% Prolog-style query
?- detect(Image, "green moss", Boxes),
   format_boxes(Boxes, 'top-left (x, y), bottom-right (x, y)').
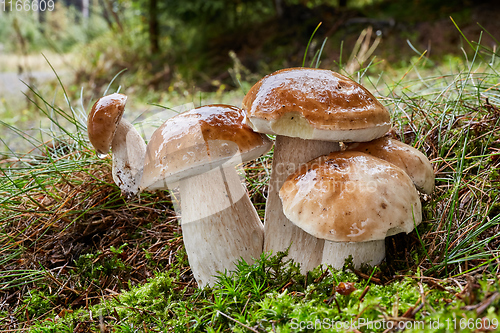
top-left (23, 290), bottom-right (58, 319)
top-left (29, 251), bottom-right (500, 333)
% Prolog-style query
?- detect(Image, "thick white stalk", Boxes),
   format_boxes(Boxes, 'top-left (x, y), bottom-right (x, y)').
top-left (322, 240), bottom-right (386, 269)
top-left (179, 165), bottom-right (264, 288)
top-left (111, 119), bottom-right (146, 198)
top-left (265, 136), bottom-right (339, 273)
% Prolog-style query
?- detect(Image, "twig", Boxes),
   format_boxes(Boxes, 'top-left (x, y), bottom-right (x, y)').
top-left (216, 310), bottom-right (259, 333)
top-left (359, 285), bottom-right (370, 301)
top-left (476, 293), bottom-right (499, 315)
top-left (241, 293), bottom-right (252, 316)
top-left (352, 269), bottom-right (381, 284)
top-left (314, 266), bottom-right (330, 283)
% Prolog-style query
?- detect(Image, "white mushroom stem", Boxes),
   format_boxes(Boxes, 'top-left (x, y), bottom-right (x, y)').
top-left (322, 240), bottom-right (386, 269)
top-left (111, 118), bottom-right (146, 198)
top-left (265, 136), bottom-right (339, 273)
top-left (178, 164), bottom-right (264, 288)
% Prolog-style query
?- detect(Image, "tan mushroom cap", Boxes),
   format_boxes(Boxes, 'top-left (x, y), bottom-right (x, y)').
top-left (347, 136), bottom-right (435, 194)
top-left (140, 104), bottom-right (273, 191)
top-left (87, 93), bottom-right (127, 155)
top-left (279, 151), bottom-right (422, 242)
top-left (242, 67), bottom-right (391, 142)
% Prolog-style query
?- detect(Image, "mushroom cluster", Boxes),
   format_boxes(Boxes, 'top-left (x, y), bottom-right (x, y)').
top-left (87, 67), bottom-right (434, 286)
top-left (242, 67), bottom-right (434, 270)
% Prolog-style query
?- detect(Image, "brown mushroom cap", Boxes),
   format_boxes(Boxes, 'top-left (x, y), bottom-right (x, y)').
top-left (140, 104), bottom-right (273, 191)
top-left (279, 151), bottom-right (422, 242)
top-left (347, 136), bottom-right (435, 194)
top-left (242, 67), bottom-right (391, 142)
top-left (87, 93), bottom-right (127, 155)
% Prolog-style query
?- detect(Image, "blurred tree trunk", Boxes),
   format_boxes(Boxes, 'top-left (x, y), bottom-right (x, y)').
top-left (149, 0), bottom-right (160, 55)
top-left (82, 0), bottom-right (89, 19)
top-left (102, 0), bottom-right (123, 32)
top-left (99, 0), bottom-right (113, 29)
top-left (339, 0), bottom-right (347, 8)
top-left (274, 0), bottom-right (283, 18)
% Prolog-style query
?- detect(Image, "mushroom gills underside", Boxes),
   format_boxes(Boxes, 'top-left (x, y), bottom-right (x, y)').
top-left (246, 114), bottom-right (390, 142)
top-left (141, 139), bottom-right (272, 192)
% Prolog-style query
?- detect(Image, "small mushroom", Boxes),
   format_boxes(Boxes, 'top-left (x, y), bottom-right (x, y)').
top-left (242, 67), bottom-right (391, 272)
top-left (87, 93), bottom-right (146, 198)
top-left (347, 136), bottom-right (435, 194)
top-left (279, 151), bottom-right (422, 269)
top-left (140, 104), bottom-right (272, 287)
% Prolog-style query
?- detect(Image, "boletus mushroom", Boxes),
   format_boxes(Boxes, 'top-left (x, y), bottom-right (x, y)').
top-left (347, 136), bottom-right (435, 194)
top-left (242, 67), bottom-right (391, 272)
top-left (140, 104), bottom-right (272, 287)
top-left (279, 151), bottom-right (422, 269)
top-left (87, 93), bottom-right (146, 198)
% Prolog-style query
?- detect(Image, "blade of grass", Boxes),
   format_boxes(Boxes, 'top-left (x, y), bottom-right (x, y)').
top-left (302, 22), bottom-right (322, 67)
